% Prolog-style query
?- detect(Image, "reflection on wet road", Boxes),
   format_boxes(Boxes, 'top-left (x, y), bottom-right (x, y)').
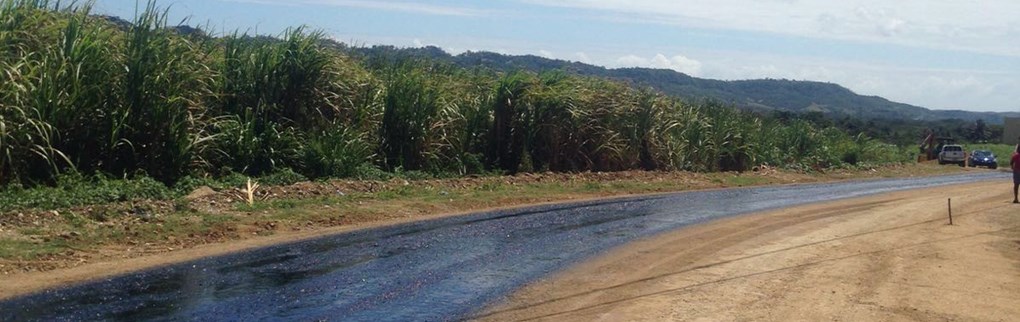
top-left (0, 172), bottom-right (1006, 321)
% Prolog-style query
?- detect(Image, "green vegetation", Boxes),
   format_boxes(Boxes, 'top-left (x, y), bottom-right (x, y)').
top-left (1, 1), bottom-right (915, 211)
top-left (782, 111), bottom-right (1006, 147)
top-left (0, 173), bottom-right (172, 212)
top-left (354, 46), bottom-right (1019, 129)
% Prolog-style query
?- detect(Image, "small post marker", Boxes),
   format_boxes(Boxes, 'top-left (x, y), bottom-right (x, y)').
top-left (948, 198), bottom-right (953, 225)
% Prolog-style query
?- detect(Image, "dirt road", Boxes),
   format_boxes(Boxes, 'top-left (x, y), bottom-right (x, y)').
top-left (2, 173), bottom-right (1012, 320)
top-left (476, 181), bottom-right (1020, 321)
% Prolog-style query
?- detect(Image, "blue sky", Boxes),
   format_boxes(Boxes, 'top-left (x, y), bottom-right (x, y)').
top-left (94, 0), bottom-right (1020, 112)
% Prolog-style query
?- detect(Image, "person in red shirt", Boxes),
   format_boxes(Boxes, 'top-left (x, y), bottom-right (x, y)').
top-left (1012, 145), bottom-right (1020, 203)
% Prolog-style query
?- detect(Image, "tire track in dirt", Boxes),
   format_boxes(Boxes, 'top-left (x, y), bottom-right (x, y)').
top-left (484, 226), bottom-right (1019, 321)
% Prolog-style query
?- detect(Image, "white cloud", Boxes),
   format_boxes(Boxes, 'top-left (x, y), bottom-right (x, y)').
top-left (575, 52), bottom-right (592, 63)
top-left (616, 53), bottom-right (703, 76)
top-left (228, 0), bottom-right (488, 16)
top-left (616, 54), bottom-right (647, 66)
top-left (539, 49), bottom-right (554, 59)
top-left (657, 54), bottom-right (703, 76)
top-left (522, 0), bottom-right (1020, 57)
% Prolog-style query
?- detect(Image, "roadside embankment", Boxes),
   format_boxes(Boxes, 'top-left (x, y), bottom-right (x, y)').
top-left (0, 164), bottom-right (974, 299)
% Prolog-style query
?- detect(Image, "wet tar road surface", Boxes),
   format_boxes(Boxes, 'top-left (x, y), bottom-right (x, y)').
top-left (0, 172), bottom-right (1007, 321)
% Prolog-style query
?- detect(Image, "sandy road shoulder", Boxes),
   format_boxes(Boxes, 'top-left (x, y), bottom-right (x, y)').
top-left (476, 181), bottom-right (1020, 321)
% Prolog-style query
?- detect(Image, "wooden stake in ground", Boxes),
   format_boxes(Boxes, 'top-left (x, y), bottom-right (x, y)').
top-left (948, 198), bottom-right (953, 225)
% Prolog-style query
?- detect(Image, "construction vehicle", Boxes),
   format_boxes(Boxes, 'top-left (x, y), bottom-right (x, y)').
top-left (918, 129), bottom-right (958, 162)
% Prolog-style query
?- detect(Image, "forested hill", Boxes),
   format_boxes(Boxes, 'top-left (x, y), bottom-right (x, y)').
top-left (351, 46), bottom-right (1017, 125)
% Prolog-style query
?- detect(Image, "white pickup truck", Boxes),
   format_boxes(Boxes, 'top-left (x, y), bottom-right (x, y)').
top-left (938, 145), bottom-right (966, 166)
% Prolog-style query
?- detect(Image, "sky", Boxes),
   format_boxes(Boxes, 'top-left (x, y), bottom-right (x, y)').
top-left (93, 0), bottom-right (1020, 112)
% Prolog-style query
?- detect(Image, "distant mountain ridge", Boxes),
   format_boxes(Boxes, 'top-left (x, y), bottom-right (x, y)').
top-left (352, 46), bottom-right (1018, 125)
top-left (93, 14), bottom-right (1014, 124)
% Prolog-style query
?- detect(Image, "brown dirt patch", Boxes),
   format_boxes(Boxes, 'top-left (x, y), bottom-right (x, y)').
top-left (475, 181), bottom-right (1020, 321)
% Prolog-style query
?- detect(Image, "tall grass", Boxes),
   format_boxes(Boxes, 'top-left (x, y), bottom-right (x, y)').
top-left (115, 0), bottom-right (213, 182)
top-left (1, 1), bottom-right (101, 184)
top-left (525, 71), bottom-right (576, 172)
top-left (0, 0), bottom-right (911, 191)
top-left (302, 125), bottom-right (374, 178)
top-left (379, 63), bottom-right (445, 171)
top-left (488, 71), bottom-right (531, 173)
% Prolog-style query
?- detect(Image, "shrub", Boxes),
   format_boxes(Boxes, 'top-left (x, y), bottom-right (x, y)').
top-left (0, 173), bottom-right (173, 212)
top-left (301, 126), bottom-right (375, 178)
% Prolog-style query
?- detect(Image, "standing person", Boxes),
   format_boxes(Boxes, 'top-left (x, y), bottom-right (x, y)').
top-left (1012, 144), bottom-right (1020, 203)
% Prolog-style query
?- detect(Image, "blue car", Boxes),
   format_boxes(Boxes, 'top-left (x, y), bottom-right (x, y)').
top-left (968, 150), bottom-right (998, 169)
